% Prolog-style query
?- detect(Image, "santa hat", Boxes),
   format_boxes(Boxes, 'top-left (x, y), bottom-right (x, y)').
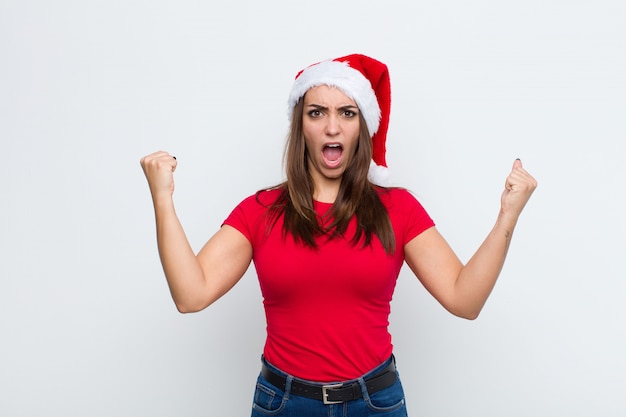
top-left (287, 54), bottom-right (392, 186)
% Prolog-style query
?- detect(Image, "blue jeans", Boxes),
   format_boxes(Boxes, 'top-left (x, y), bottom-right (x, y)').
top-left (250, 355), bottom-right (408, 417)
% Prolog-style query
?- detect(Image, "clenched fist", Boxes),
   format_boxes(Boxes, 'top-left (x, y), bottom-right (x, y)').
top-left (501, 159), bottom-right (537, 218)
top-left (140, 151), bottom-right (178, 199)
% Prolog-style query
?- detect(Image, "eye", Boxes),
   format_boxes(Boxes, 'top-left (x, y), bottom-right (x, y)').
top-left (342, 110), bottom-right (357, 118)
top-left (307, 109), bottom-right (323, 118)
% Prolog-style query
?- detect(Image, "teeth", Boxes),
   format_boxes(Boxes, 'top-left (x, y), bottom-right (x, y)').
top-left (326, 144), bottom-right (341, 148)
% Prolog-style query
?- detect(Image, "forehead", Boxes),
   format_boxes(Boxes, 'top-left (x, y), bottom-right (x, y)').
top-left (303, 85), bottom-right (357, 106)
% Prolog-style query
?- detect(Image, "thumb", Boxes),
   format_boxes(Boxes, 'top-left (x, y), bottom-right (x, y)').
top-left (512, 158), bottom-right (522, 170)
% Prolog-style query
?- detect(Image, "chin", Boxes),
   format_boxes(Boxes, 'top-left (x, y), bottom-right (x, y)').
top-left (322, 169), bottom-right (346, 180)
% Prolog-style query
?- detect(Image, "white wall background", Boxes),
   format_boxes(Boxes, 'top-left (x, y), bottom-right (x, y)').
top-left (1, 1), bottom-right (624, 416)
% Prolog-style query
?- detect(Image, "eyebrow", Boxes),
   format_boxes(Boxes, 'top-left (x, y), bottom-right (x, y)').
top-left (305, 104), bottom-right (359, 111)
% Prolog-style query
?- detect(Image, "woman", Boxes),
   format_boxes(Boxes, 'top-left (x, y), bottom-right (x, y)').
top-left (140, 54), bottom-right (537, 416)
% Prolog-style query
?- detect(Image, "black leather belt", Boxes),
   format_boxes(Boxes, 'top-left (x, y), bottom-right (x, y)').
top-left (261, 357), bottom-right (397, 405)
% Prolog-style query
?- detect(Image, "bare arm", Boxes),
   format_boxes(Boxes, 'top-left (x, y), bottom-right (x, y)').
top-left (405, 159), bottom-right (537, 319)
top-left (141, 151), bottom-right (252, 313)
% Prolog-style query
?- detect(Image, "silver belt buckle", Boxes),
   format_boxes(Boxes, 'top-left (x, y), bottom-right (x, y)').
top-left (322, 383), bottom-right (344, 405)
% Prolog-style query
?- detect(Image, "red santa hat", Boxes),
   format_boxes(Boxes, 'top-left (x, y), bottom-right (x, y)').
top-left (287, 54), bottom-right (392, 186)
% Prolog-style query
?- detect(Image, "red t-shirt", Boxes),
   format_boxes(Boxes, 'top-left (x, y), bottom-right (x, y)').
top-left (223, 187), bottom-right (434, 381)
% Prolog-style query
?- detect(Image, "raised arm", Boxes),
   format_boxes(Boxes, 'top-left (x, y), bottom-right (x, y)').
top-left (140, 151), bottom-right (252, 313)
top-left (404, 159), bottom-right (537, 319)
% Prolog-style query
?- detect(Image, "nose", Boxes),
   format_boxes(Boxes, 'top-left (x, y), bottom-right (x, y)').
top-left (325, 114), bottom-right (340, 136)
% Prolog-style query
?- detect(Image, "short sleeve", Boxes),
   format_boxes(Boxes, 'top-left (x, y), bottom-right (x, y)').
top-left (222, 195), bottom-right (258, 243)
top-left (222, 189), bottom-right (281, 247)
top-left (381, 188), bottom-right (435, 246)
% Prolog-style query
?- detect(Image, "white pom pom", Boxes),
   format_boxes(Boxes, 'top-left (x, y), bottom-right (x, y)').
top-left (368, 160), bottom-right (393, 187)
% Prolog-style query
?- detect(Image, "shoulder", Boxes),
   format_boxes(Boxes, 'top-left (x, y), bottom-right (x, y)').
top-left (375, 187), bottom-right (435, 237)
top-left (236, 187), bottom-right (284, 210)
top-left (375, 186), bottom-right (421, 208)
top-left (223, 187), bottom-right (285, 240)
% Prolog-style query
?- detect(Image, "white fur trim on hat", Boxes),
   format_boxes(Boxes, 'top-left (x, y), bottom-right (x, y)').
top-left (368, 160), bottom-right (393, 187)
top-left (287, 60), bottom-right (381, 137)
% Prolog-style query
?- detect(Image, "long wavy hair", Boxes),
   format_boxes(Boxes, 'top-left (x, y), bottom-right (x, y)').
top-left (263, 97), bottom-right (396, 255)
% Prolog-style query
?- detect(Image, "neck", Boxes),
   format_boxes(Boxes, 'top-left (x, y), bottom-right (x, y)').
top-left (312, 176), bottom-right (341, 203)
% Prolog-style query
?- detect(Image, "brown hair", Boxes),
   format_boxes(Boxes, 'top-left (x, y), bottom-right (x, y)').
top-left (264, 97), bottom-right (396, 254)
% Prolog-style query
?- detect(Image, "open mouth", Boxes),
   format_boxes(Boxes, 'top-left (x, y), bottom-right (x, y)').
top-left (323, 144), bottom-right (343, 164)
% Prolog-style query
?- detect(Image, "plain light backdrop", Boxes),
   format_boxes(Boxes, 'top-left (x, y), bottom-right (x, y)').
top-left (1, 1), bottom-right (624, 416)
